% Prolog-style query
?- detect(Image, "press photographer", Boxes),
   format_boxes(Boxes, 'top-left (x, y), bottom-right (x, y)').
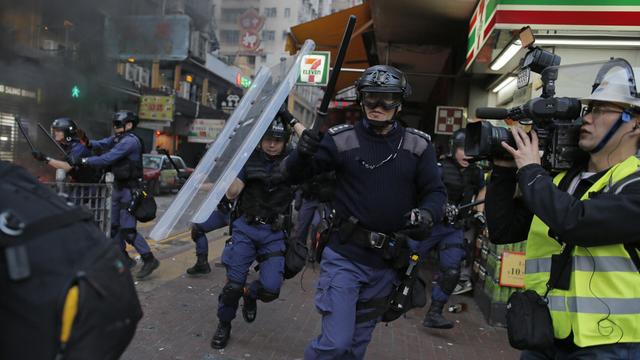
top-left (484, 55), bottom-right (640, 359)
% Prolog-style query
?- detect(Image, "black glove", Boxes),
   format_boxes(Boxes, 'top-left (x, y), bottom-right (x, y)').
top-left (297, 129), bottom-right (321, 158)
top-left (397, 208), bottom-right (434, 240)
top-left (444, 203), bottom-right (459, 224)
top-left (217, 195), bottom-right (233, 214)
top-left (473, 211), bottom-right (486, 229)
top-left (32, 151), bottom-right (49, 162)
top-left (278, 105), bottom-right (296, 126)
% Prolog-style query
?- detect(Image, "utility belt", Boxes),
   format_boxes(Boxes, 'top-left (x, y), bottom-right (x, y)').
top-left (244, 213), bottom-right (289, 232)
top-left (333, 216), bottom-right (410, 269)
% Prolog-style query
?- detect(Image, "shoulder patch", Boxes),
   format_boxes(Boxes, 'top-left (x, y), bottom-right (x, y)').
top-left (328, 124), bottom-right (354, 136)
top-left (405, 128), bottom-right (431, 142)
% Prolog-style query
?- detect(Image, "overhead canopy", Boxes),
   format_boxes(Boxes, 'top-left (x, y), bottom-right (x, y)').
top-left (286, 3), bottom-right (374, 93)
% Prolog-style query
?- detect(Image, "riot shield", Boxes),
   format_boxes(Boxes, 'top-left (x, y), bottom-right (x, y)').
top-left (150, 40), bottom-right (315, 240)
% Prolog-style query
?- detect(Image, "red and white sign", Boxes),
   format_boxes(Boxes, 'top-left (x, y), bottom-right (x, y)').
top-left (435, 106), bottom-right (466, 135)
top-left (238, 8), bottom-right (265, 32)
top-left (241, 30), bottom-right (261, 51)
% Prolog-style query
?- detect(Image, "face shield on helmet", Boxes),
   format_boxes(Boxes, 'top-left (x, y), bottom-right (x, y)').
top-left (50, 118), bottom-right (77, 142)
top-left (112, 110), bottom-right (139, 130)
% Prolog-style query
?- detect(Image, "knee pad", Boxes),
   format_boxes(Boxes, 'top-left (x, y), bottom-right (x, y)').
top-left (191, 224), bottom-right (205, 242)
top-left (439, 267), bottom-right (461, 295)
top-left (220, 282), bottom-right (244, 306)
top-left (256, 287), bottom-right (280, 303)
top-left (120, 228), bottom-right (137, 245)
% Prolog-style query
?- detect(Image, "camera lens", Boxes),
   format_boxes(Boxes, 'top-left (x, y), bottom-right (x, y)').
top-left (465, 121), bottom-right (515, 159)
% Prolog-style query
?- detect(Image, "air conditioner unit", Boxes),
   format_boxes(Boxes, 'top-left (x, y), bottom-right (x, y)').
top-left (190, 31), bottom-right (207, 62)
top-left (137, 68), bottom-right (150, 87)
top-left (124, 63), bottom-right (139, 82)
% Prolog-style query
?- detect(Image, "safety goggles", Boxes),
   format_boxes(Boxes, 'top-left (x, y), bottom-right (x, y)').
top-left (361, 92), bottom-right (402, 110)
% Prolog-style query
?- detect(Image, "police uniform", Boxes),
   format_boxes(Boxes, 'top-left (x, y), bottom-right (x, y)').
top-left (189, 209), bottom-right (230, 271)
top-left (411, 156), bottom-right (485, 328)
top-left (85, 118), bottom-right (159, 279)
top-left (285, 121), bottom-right (446, 359)
top-left (61, 139), bottom-right (96, 183)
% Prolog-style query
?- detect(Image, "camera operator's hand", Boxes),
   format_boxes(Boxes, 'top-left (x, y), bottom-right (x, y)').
top-left (501, 127), bottom-right (541, 169)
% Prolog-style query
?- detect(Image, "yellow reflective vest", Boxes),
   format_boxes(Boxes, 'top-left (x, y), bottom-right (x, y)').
top-left (525, 155), bottom-right (640, 347)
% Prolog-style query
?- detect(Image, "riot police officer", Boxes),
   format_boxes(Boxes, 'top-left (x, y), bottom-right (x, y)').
top-left (283, 65), bottom-right (447, 359)
top-left (31, 118), bottom-right (97, 182)
top-left (210, 117), bottom-right (295, 349)
top-left (412, 128), bottom-right (486, 329)
top-left (70, 111), bottom-right (159, 279)
top-left (186, 199), bottom-right (232, 275)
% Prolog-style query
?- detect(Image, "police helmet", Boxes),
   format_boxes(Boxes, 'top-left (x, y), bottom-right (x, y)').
top-left (355, 65), bottom-right (411, 108)
top-left (51, 117), bottom-right (78, 142)
top-left (449, 129), bottom-right (466, 156)
top-left (112, 110), bottom-right (139, 129)
top-left (264, 117), bottom-right (291, 143)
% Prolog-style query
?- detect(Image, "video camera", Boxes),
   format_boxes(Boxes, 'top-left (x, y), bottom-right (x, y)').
top-left (465, 28), bottom-right (584, 171)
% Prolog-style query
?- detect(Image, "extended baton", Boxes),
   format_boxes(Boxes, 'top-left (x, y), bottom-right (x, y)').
top-left (311, 15), bottom-right (357, 132)
top-left (37, 123), bottom-right (67, 156)
top-left (14, 116), bottom-right (37, 153)
top-left (457, 199), bottom-right (486, 211)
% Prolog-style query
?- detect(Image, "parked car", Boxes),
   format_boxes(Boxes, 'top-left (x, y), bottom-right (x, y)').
top-left (143, 154), bottom-right (179, 195)
top-left (169, 155), bottom-right (194, 186)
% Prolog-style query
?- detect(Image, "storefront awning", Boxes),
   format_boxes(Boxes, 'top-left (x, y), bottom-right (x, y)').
top-left (286, 3), bottom-right (374, 93)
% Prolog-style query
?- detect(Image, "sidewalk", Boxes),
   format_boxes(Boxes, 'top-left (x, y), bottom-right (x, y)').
top-left (122, 236), bottom-right (520, 360)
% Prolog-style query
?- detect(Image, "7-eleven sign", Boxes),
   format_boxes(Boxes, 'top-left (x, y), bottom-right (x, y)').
top-left (296, 51), bottom-right (330, 87)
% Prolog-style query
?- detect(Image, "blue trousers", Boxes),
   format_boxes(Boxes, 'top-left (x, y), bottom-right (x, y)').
top-left (192, 210), bottom-right (230, 255)
top-left (409, 223), bottom-right (465, 303)
top-left (111, 187), bottom-right (151, 255)
top-left (291, 199), bottom-right (321, 246)
top-left (217, 216), bottom-right (285, 322)
top-left (521, 342), bottom-right (640, 360)
top-left (304, 247), bottom-right (397, 360)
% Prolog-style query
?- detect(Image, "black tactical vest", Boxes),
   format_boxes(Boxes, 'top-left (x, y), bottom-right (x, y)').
top-left (238, 151), bottom-right (293, 218)
top-left (111, 133), bottom-right (144, 183)
top-left (440, 157), bottom-right (482, 206)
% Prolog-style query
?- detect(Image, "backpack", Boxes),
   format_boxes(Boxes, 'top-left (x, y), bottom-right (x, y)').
top-left (0, 161), bottom-right (142, 360)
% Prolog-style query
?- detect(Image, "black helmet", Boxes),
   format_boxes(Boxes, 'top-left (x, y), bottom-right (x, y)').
top-left (113, 110), bottom-right (139, 129)
top-left (450, 129), bottom-right (466, 156)
top-left (355, 65), bottom-right (411, 99)
top-left (51, 117), bottom-right (78, 142)
top-left (264, 117), bottom-right (291, 143)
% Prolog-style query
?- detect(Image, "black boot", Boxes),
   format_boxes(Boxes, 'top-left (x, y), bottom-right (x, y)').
top-left (123, 251), bottom-right (136, 269)
top-left (136, 253), bottom-right (160, 279)
top-left (210, 321), bottom-right (231, 349)
top-left (187, 254), bottom-right (211, 275)
top-left (242, 290), bottom-right (257, 323)
top-left (422, 300), bottom-right (454, 329)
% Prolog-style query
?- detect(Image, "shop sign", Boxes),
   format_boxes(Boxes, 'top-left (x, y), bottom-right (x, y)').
top-left (499, 251), bottom-right (526, 288)
top-left (139, 95), bottom-right (175, 121)
top-left (434, 106), bottom-right (466, 135)
top-left (220, 94), bottom-right (241, 114)
top-left (238, 8), bottom-right (265, 53)
top-left (0, 84), bottom-right (37, 100)
top-left (188, 119), bottom-right (225, 143)
top-left (296, 51), bottom-right (331, 87)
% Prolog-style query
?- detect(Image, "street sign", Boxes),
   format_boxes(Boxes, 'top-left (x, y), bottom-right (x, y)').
top-left (296, 51), bottom-right (331, 87)
top-left (435, 106), bottom-right (466, 135)
top-left (240, 30), bottom-right (261, 52)
top-left (139, 95), bottom-right (175, 121)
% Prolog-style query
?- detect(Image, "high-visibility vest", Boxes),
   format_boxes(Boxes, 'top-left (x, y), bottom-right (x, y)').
top-left (525, 155), bottom-right (640, 347)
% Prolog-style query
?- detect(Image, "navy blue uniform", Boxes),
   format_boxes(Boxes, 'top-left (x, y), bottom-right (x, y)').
top-left (61, 139), bottom-right (96, 183)
top-left (217, 149), bottom-right (293, 323)
top-left (192, 210), bottom-right (231, 256)
top-left (284, 121), bottom-right (446, 359)
top-left (87, 133), bottom-right (151, 257)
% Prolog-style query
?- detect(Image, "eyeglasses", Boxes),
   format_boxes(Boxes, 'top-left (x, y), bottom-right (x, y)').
top-left (581, 105), bottom-right (624, 118)
top-left (362, 92), bottom-right (402, 110)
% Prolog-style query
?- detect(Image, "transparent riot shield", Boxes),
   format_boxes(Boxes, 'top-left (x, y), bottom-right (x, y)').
top-left (150, 40), bottom-right (315, 240)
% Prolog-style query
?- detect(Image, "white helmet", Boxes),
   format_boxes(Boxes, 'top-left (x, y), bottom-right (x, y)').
top-left (581, 59), bottom-right (640, 110)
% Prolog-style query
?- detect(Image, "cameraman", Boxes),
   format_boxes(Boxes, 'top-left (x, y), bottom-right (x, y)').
top-left (486, 66), bottom-right (640, 359)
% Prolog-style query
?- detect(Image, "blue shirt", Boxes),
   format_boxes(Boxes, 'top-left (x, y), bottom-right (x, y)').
top-left (86, 133), bottom-right (141, 168)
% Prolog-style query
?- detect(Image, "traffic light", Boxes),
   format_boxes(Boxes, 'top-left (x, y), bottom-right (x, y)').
top-left (71, 85), bottom-right (80, 99)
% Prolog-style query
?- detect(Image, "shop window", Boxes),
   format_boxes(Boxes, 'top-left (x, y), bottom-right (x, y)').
top-left (0, 113), bottom-right (17, 162)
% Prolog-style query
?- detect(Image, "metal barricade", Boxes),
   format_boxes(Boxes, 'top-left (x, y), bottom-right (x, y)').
top-left (44, 170), bottom-right (114, 238)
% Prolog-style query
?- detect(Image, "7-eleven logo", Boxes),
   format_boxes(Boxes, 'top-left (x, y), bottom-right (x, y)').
top-left (300, 54), bottom-right (326, 84)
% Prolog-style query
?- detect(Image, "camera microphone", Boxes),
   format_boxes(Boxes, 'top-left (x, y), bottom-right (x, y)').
top-left (476, 107), bottom-right (510, 120)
